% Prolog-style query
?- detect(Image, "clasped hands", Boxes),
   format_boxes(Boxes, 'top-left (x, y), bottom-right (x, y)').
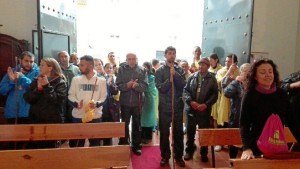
top-left (190, 101), bottom-right (207, 112)
top-left (127, 79), bottom-right (139, 89)
top-left (167, 63), bottom-right (175, 81)
top-left (37, 75), bottom-right (49, 90)
top-left (76, 100), bottom-right (96, 110)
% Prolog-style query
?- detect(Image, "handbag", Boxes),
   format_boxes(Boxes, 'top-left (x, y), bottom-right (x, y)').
top-left (257, 114), bottom-right (289, 154)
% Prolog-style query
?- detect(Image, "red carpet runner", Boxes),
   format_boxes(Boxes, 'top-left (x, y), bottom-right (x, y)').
top-left (131, 145), bottom-right (171, 169)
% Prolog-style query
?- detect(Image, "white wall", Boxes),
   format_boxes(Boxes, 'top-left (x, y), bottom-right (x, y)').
top-left (0, 0), bottom-right (37, 50)
top-left (252, 0), bottom-right (300, 78)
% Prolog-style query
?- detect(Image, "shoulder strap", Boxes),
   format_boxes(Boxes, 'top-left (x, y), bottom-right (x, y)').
top-left (91, 77), bottom-right (98, 100)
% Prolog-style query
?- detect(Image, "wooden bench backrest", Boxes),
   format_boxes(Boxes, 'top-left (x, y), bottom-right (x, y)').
top-left (0, 146), bottom-right (129, 169)
top-left (0, 122), bottom-right (130, 169)
top-left (230, 158), bottom-right (300, 169)
top-left (203, 168), bottom-right (231, 169)
top-left (0, 122), bottom-right (125, 141)
top-left (198, 127), bottom-right (296, 146)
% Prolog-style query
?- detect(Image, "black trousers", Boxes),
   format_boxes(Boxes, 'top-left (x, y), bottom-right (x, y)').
top-left (141, 127), bottom-right (153, 140)
top-left (185, 112), bottom-right (210, 157)
top-left (27, 140), bottom-right (58, 149)
top-left (159, 111), bottom-right (183, 159)
top-left (119, 105), bottom-right (142, 148)
top-left (102, 108), bottom-right (114, 146)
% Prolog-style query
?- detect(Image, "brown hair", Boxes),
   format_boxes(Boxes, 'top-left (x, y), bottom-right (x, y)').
top-left (245, 58), bottom-right (280, 93)
top-left (41, 58), bottom-right (66, 80)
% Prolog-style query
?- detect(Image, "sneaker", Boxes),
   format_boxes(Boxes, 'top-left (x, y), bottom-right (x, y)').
top-left (160, 158), bottom-right (169, 167)
top-left (214, 145), bottom-right (222, 152)
top-left (175, 158), bottom-right (186, 167)
top-left (183, 153), bottom-right (193, 161)
top-left (201, 156), bottom-right (209, 162)
top-left (132, 148), bottom-right (142, 156)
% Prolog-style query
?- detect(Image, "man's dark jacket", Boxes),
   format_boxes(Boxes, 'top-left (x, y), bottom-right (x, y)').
top-left (183, 71), bottom-right (218, 117)
top-left (281, 70), bottom-right (300, 122)
top-left (155, 63), bottom-right (186, 113)
top-left (116, 63), bottom-right (148, 107)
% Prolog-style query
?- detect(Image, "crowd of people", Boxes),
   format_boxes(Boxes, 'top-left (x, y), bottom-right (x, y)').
top-left (1, 46), bottom-right (300, 167)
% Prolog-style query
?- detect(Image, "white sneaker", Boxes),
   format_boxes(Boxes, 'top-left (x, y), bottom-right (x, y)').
top-left (214, 145), bottom-right (222, 152)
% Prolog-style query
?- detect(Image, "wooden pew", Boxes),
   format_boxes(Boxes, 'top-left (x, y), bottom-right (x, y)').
top-left (229, 152), bottom-right (300, 169)
top-left (0, 122), bottom-right (130, 169)
top-left (203, 168), bottom-right (231, 169)
top-left (230, 157), bottom-right (300, 169)
top-left (197, 127), bottom-right (297, 168)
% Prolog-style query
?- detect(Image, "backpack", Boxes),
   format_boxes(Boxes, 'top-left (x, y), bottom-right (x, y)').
top-left (257, 114), bottom-right (289, 154)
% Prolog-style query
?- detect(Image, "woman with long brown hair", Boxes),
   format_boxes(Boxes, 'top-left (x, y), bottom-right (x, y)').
top-left (24, 58), bottom-right (67, 148)
top-left (240, 59), bottom-right (300, 160)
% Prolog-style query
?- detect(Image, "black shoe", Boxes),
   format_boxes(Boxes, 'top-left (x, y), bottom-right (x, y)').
top-left (118, 139), bottom-right (129, 145)
top-left (183, 153), bottom-right (193, 161)
top-left (160, 158), bottom-right (169, 167)
top-left (142, 138), bottom-right (151, 144)
top-left (201, 156), bottom-right (208, 162)
top-left (176, 158), bottom-right (186, 167)
top-left (132, 148), bottom-right (142, 156)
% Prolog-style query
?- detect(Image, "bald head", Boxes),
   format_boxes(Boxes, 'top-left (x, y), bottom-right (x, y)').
top-left (126, 53), bottom-right (137, 68)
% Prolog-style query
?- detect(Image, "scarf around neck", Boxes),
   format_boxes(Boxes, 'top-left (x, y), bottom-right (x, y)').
top-left (255, 83), bottom-right (277, 94)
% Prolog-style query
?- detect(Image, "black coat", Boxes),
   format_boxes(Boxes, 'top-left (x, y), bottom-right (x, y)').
top-left (155, 63), bottom-right (186, 113)
top-left (116, 63), bottom-right (148, 107)
top-left (224, 79), bottom-right (243, 127)
top-left (24, 77), bottom-right (67, 124)
top-left (183, 71), bottom-right (218, 116)
top-left (281, 70), bottom-right (300, 122)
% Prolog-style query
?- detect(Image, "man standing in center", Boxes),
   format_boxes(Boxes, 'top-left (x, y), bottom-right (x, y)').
top-left (68, 55), bottom-right (107, 147)
top-left (155, 46), bottom-right (186, 167)
top-left (116, 53), bottom-right (148, 155)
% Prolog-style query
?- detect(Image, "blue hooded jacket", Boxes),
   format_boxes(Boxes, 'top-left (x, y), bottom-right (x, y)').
top-left (0, 63), bottom-right (40, 118)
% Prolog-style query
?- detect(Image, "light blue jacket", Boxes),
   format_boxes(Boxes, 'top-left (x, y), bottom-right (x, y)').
top-left (0, 64), bottom-right (40, 118)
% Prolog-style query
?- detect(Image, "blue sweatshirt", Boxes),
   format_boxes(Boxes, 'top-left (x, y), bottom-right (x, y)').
top-left (0, 64), bottom-right (40, 118)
